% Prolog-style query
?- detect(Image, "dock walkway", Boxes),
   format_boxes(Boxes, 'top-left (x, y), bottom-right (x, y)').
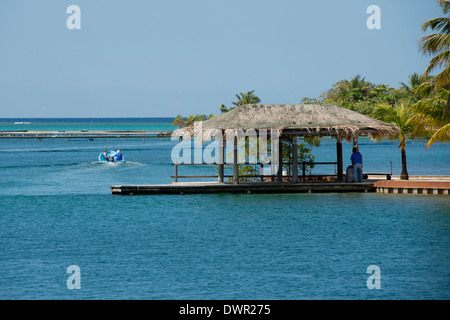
top-left (111, 181), bottom-right (376, 195)
top-left (111, 176), bottom-right (450, 196)
top-left (0, 130), bottom-right (173, 140)
top-left (374, 175), bottom-right (450, 195)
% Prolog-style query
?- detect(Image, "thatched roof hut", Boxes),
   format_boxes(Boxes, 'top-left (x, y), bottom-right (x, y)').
top-left (197, 104), bottom-right (399, 141)
top-left (180, 104), bottom-right (399, 184)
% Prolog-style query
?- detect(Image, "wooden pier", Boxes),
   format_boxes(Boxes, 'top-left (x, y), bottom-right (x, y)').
top-left (0, 130), bottom-right (173, 140)
top-left (111, 181), bottom-right (377, 195)
top-left (111, 176), bottom-right (450, 196)
top-left (374, 176), bottom-right (450, 195)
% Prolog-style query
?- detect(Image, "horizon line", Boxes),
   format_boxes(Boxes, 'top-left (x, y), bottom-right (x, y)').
top-left (0, 116), bottom-right (176, 119)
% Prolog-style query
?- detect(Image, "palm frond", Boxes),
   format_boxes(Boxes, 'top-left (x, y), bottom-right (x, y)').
top-left (415, 81), bottom-right (434, 98)
top-left (419, 33), bottom-right (450, 56)
top-left (419, 1), bottom-right (450, 97)
top-left (421, 17), bottom-right (450, 33)
top-left (374, 102), bottom-right (427, 143)
top-left (426, 122), bottom-right (450, 147)
top-left (432, 63), bottom-right (450, 89)
top-left (423, 51), bottom-right (450, 81)
top-left (414, 97), bottom-right (448, 123)
top-left (438, 0), bottom-right (450, 14)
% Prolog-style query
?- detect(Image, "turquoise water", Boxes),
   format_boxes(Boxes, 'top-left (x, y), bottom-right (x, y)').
top-left (0, 119), bottom-right (449, 299)
top-left (0, 118), bottom-right (174, 132)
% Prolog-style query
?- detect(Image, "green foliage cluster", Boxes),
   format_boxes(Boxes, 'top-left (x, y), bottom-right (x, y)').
top-left (309, 74), bottom-right (424, 116)
top-left (172, 114), bottom-right (214, 128)
top-left (220, 90), bottom-right (261, 113)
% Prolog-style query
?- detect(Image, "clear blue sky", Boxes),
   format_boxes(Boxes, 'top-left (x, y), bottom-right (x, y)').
top-left (0, 0), bottom-right (443, 117)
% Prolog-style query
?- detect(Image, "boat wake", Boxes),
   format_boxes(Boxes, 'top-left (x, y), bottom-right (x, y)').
top-left (96, 160), bottom-right (146, 167)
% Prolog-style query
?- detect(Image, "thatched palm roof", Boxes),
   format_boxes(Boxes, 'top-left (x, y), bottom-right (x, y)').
top-left (192, 104), bottom-right (399, 142)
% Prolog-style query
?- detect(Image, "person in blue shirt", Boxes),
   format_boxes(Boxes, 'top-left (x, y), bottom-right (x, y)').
top-left (350, 147), bottom-right (363, 182)
top-left (114, 150), bottom-right (123, 161)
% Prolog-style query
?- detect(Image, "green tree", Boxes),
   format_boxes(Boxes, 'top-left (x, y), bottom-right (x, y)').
top-left (323, 75), bottom-right (401, 115)
top-left (232, 90), bottom-right (261, 107)
top-left (171, 115), bottom-right (186, 128)
top-left (325, 75), bottom-right (373, 104)
top-left (374, 102), bottom-right (426, 180)
top-left (171, 114), bottom-right (214, 128)
top-left (220, 90), bottom-right (261, 114)
top-left (281, 137), bottom-right (321, 177)
top-left (399, 73), bottom-right (434, 100)
top-left (419, 0), bottom-right (450, 115)
top-left (300, 97), bottom-right (324, 104)
top-left (322, 74), bottom-right (430, 115)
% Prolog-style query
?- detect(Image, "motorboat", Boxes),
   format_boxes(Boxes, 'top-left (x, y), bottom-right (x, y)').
top-left (99, 150), bottom-right (124, 162)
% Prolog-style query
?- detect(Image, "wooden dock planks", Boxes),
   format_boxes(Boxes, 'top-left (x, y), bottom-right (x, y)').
top-left (111, 177), bottom-right (450, 196)
top-left (374, 179), bottom-right (450, 195)
top-left (111, 181), bottom-right (377, 195)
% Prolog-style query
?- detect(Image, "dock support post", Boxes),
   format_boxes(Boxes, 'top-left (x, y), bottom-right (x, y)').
top-left (302, 162), bottom-right (306, 181)
top-left (337, 138), bottom-right (343, 182)
top-left (353, 136), bottom-right (358, 149)
top-left (233, 137), bottom-right (239, 184)
top-left (218, 135), bottom-right (224, 183)
top-left (277, 138), bottom-right (283, 183)
top-left (174, 163), bottom-right (178, 182)
top-left (292, 137), bottom-right (298, 183)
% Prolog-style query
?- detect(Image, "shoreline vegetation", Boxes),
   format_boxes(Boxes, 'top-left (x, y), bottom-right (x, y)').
top-left (172, 0), bottom-right (450, 181)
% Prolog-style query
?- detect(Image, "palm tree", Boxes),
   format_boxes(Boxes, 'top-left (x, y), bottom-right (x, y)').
top-left (414, 81), bottom-right (450, 147)
top-left (418, 0), bottom-right (450, 115)
top-left (325, 75), bottom-right (373, 103)
top-left (374, 103), bottom-right (426, 180)
top-left (399, 73), bottom-right (434, 100)
top-left (220, 91), bottom-right (261, 114)
top-left (232, 90), bottom-right (261, 107)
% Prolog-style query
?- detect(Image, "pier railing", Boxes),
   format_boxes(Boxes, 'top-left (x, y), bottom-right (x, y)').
top-left (171, 162), bottom-right (339, 183)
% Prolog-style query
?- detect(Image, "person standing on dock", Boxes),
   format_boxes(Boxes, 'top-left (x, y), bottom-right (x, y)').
top-left (351, 147), bottom-right (363, 182)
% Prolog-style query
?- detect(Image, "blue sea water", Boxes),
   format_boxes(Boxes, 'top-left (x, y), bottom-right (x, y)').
top-left (0, 118), bottom-right (449, 300)
top-left (0, 117), bottom-right (174, 132)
